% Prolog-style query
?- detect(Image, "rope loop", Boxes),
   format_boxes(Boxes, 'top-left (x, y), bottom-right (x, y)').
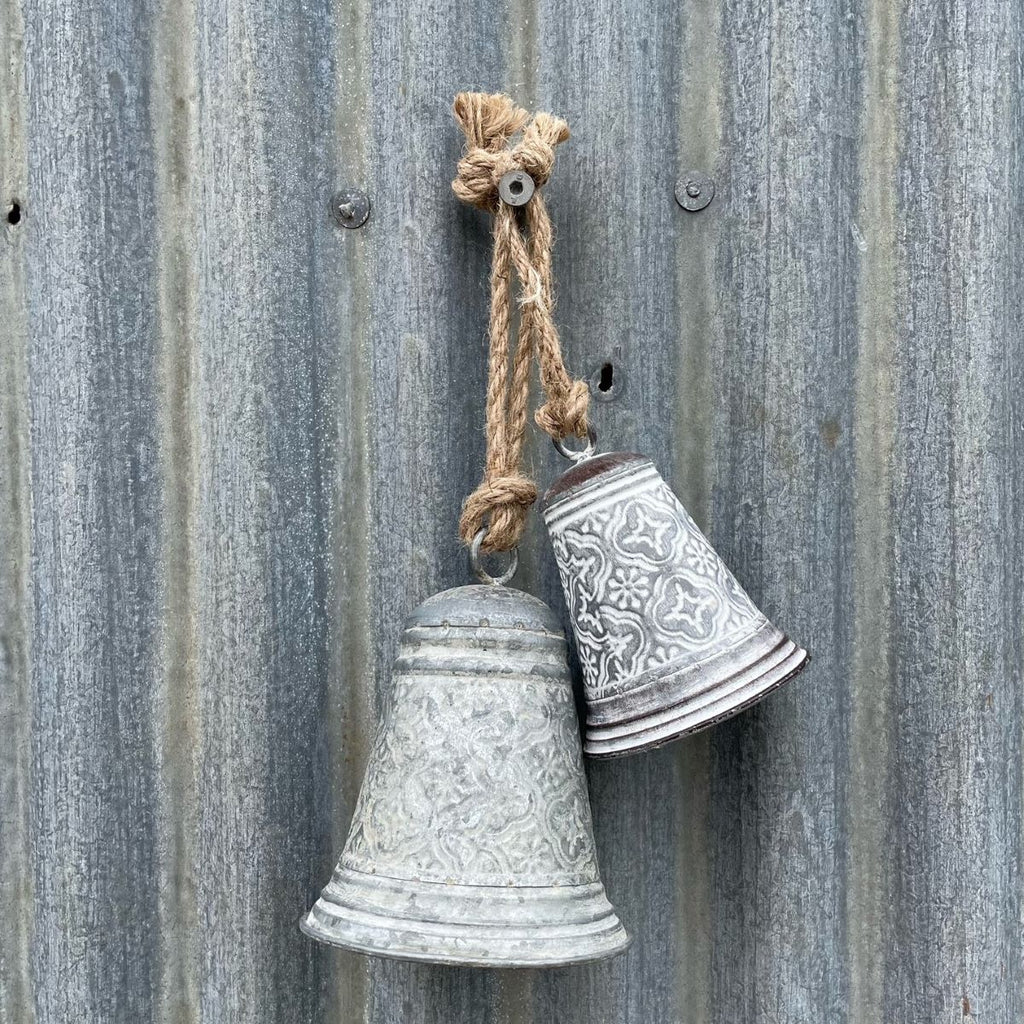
top-left (535, 379), bottom-right (591, 439)
top-left (452, 92), bottom-right (588, 553)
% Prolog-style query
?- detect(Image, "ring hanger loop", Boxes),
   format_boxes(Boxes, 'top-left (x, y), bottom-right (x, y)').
top-left (553, 426), bottom-right (598, 464)
top-left (470, 528), bottom-right (519, 586)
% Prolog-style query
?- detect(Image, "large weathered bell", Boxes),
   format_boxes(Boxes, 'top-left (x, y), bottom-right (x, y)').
top-left (301, 583), bottom-right (630, 966)
top-left (544, 450), bottom-right (809, 758)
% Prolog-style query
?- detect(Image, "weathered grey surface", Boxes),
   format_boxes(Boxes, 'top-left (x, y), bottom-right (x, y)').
top-left (302, 583), bottom-right (630, 968)
top-left (0, 0), bottom-right (1021, 1020)
top-left (544, 452), bottom-right (808, 756)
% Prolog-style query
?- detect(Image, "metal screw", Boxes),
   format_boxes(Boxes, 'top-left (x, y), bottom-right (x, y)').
top-left (498, 170), bottom-right (535, 207)
top-left (330, 189), bottom-right (371, 229)
top-left (675, 173), bottom-right (715, 212)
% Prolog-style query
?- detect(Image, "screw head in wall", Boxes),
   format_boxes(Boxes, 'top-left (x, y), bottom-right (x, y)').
top-left (330, 189), bottom-right (371, 229)
top-left (674, 173), bottom-right (714, 212)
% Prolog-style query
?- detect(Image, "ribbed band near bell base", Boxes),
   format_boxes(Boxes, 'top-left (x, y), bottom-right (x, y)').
top-left (584, 622), bottom-right (809, 757)
top-left (301, 866), bottom-right (631, 967)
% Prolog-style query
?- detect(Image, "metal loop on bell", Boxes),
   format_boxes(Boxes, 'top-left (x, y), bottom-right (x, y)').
top-left (470, 528), bottom-right (519, 586)
top-left (553, 425), bottom-right (598, 464)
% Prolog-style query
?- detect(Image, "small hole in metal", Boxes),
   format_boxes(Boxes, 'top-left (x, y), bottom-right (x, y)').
top-left (7, 202), bottom-right (21, 225)
top-left (509, 178), bottom-right (523, 195)
top-left (598, 363), bottom-right (614, 393)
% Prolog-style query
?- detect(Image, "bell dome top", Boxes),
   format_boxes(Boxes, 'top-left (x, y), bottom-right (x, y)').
top-left (405, 584), bottom-right (562, 635)
top-left (542, 451), bottom-right (648, 505)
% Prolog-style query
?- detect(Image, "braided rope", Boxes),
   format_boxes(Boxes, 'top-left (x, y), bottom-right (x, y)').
top-left (452, 92), bottom-right (589, 552)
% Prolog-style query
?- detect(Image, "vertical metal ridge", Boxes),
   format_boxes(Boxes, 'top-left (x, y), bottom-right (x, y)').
top-left (150, 0), bottom-right (202, 1018)
top-left (187, 0), bottom-right (341, 1019)
top-left (1003, 12), bottom-right (1024, 1024)
top-left (496, 0), bottom-right (542, 616)
top-left (709, 0), bottom-right (860, 1020)
top-left (22, 0), bottom-right (166, 1019)
top-left (0, 0), bottom-right (34, 1018)
top-left (191, 2), bottom-right (275, 1017)
top-left (708, 0), bottom-right (794, 1017)
top-left (324, 0), bottom-right (373, 1017)
top-left (363, 2), bottom-right (516, 1020)
top-left (882, 1), bottom-right (1024, 1018)
top-left (848, 0), bottom-right (901, 1018)
top-left (670, 2), bottom-right (723, 1018)
top-left (942, 3), bottom-right (1024, 1020)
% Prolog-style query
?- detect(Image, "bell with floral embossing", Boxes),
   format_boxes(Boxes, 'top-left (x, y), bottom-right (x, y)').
top-left (544, 437), bottom-right (809, 758)
top-left (301, 555), bottom-right (630, 966)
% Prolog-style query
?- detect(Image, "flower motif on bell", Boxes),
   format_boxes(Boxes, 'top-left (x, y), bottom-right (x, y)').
top-left (606, 565), bottom-right (651, 611)
top-left (578, 643), bottom-right (603, 681)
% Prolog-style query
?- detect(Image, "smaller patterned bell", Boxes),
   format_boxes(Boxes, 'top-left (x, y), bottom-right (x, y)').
top-left (544, 448), bottom-right (809, 758)
top-left (301, 583), bottom-right (630, 966)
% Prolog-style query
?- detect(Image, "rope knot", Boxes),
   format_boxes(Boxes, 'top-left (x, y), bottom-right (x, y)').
top-left (459, 473), bottom-right (538, 552)
top-left (452, 149), bottom-right (516, 209)
top-left (509, 113), bottom-right (569, 191)
top-left (452, 95), bottom-right (569, 210)
top-left (535, 379), bottom-right (590, 439)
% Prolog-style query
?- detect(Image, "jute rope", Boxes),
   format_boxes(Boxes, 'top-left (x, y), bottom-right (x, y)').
top-left (452, 92), bottom-right (590, 553)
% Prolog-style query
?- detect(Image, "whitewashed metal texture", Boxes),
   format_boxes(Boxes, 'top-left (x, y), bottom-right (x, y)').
top-left (0, 0), bottom-right (1021, 1020)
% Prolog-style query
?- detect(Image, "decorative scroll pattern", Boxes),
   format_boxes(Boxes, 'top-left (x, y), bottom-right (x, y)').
top-left (343, 677), bottom-right (599, 886)
top-left (549, 473), bottom-right (764, 700)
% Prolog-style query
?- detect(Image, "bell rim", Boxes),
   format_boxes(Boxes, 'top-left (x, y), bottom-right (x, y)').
top-left (584, 640), bottom-right (810, 758)
top-left (586, 616), bottom-right (781, 720)
top-left (301, 867), bottom-right (631, 967)
top-left (299, 916), bottom-right (633, 968)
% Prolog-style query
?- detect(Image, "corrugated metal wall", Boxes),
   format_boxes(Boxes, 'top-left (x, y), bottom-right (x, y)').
top-left (1, 0), bottom-right (1022, 1020)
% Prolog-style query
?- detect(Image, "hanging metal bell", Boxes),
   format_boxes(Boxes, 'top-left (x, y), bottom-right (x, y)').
top-left (301, 583), bottom-right (630, 967)
top-left (544, 450), bottom-right (809, 758)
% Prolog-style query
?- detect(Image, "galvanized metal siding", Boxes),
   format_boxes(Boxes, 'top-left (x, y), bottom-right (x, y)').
top-left (1, 0), bottom-right (1021, 1021)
